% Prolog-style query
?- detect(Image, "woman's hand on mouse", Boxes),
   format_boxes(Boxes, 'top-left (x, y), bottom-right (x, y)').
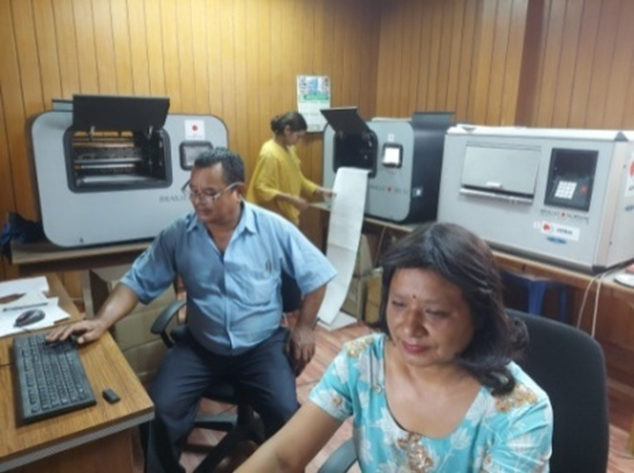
top-left (46, 318), bottom-right (108, 345)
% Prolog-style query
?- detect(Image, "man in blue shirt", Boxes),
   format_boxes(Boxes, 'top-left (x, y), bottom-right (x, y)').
top-left (47, 148), bottom-right (337, 473)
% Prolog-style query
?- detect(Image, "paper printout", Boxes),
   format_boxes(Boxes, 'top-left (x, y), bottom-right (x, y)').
top-left (317, 167), bottom-right (369, 326)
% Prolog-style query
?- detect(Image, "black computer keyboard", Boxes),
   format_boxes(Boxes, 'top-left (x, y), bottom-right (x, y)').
top-left (12, 333), bottom-right (96, 424)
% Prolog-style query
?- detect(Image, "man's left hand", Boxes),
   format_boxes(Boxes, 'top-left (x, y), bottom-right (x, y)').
top-left (288, 324), bottom-right (315, 376)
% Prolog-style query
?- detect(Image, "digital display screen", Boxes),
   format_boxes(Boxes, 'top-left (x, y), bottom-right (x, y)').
top-left (382, 144), bottom-right (402, 168)
top-left (180, 141), bottom-right (213, 170)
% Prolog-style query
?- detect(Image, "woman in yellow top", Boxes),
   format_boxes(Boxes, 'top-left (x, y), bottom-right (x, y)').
top-left (248, 111), bottom-right (333, 335)
top-left (247, 111), bottom-right (333, 226)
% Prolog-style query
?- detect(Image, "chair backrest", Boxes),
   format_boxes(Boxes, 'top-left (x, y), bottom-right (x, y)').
top-left (508, 309), bottom-right (610, 473)
top-left (319, 310), bottom-right (610, 473)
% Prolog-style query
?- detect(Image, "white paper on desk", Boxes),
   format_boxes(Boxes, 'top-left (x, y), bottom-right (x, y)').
top-left (317, 167), bottom-right (369, 326)
top-left (0, 292), bottom-right (69, 338)
top-left (0, 276), bottom-right (48, 299)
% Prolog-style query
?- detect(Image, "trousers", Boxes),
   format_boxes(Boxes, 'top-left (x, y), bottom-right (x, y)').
top-left (141, 326), bottom-right (298, 473)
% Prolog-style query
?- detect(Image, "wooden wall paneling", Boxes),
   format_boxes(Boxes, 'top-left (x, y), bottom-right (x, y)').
top-left (109, 0), bottom-right (134, 96)
top-left (204, 1), bottom-right (223, 118)
top-left (416, 2), bottom-right (434, 113)
top-left (91, 0), bottom-right (117, 94)
top-left (375, 3), bottom-right (398, 115)
top-left (244, 0), bottom-right (262, 172)
top-left (426, 1), bottom-right (443, 113)
top-left (159, 0), bottom-right (182, 111)
top-left (175, 1), bottom-right (197, 114)
top-left (436, 0), bottom-right (455, 113)
top-left (529, 0), bottom-right (558, 127)
top-left (500, 0), bottom-right (530, 126)
top-left (548, 0), bottom-right (583, 127)
top-left (456, 0), bottom-right (479, 121)
top-left (132, 0), bottom-right (154, 97)
top-left (52, 0), bottom-right (81, 99)
top-left (0, 1), bottom-right (35, 222)
top-left (0, 88), bottom-right (15, 281)
top-left (190, 0), bottom-right (209, 115)
top-left (359, 0), bottom-right (379, 121)
top-left (583, 0), bottom-right (621, 129)
top-left (217, 1), bottom-right (237, 150)
top-left (604, 1), bottom-right (634, 129)
top-left (393, 1), bottom-right (410, 116)
top-left (72, 0), bottom-right (100, 93)
top-left (32, 0), bottom-right (63, 107)
top-left (465, 0), bottom-right (484, 121)
top-left (445, 0), bottom-right (466, 116)
top-left (232, 0), bottom-right (250, 169)
top-left (567, 0), bottom-right (602, 128)
top-left (252, 0), bottom-right (271, 181)
top-left (484, 0), bottom-right (512, 125)
top-left (471, 0), bottom-right (497, 124)
top-left (330, 1), bottom-right (347, 111)
top-left (403, 1), bottom-right (424, 117)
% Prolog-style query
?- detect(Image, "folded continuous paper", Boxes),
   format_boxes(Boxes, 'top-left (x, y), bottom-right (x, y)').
top-left (317, 167), bottom-right (369, 327)
top-left (0, 276), bottom-right (48, 300)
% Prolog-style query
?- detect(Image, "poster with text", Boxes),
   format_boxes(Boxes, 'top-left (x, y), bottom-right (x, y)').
top-left (297, 75), bottom-right (331, 133)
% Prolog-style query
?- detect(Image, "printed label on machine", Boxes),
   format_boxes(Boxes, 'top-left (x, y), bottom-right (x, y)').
top-left (185, 120), bottom-right (206, 140)
top-left (538, 221), bottom-right (580, 241)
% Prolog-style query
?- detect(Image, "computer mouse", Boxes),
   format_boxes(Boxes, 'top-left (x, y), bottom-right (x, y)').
top-left (14, 309), bottom-right (46, 328)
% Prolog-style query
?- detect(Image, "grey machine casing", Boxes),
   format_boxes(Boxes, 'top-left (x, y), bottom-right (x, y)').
top-left (437, 125), bottom-right (634, 273)
top-left (321, 108), bottom-right (452, 223)
top-left (28, 95), bottom-right (228, 247)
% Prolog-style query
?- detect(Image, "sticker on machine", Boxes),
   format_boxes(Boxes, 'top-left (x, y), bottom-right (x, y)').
top-left (626, 151), bottom-right (634, 197)
top-left (185, 120), bottom-right (206, 140)
top-left (539, 221), bottom-right (580, 241)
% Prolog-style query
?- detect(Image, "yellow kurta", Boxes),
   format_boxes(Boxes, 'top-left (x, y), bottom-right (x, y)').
top-left (247, 139), bottom-right (319, 225)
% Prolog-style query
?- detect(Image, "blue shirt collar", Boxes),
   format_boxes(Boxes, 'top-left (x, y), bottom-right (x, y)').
top-left (184, 202), bottom-right (257, 235)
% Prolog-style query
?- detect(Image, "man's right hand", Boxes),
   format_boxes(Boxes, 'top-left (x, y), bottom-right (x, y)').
top-left (46, 318), bottom-right (108, 345)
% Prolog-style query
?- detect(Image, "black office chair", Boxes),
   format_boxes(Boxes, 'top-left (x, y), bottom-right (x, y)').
top-left (318, 309), bottom-right (610, 473)
top-left (151, 299), bottom-right (266, 473)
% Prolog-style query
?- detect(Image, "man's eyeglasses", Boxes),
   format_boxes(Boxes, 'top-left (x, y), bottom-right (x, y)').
top-left (181, 182), bottom-right (241, 203)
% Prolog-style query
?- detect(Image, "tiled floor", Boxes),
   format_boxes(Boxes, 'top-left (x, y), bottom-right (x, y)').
top-left (139, 321), bottom-right (634, 472)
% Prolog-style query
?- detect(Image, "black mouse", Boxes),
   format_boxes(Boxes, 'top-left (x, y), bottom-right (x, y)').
top-left (14, 309), bottom-right (46, 328)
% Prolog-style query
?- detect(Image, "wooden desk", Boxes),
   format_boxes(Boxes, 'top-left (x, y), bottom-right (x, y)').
top-left (0, 275), bottom-right (154, 473)
top-left (10, 239), bottom-right (151, 276)
top-left (305, 203), bottom-right (634, 454)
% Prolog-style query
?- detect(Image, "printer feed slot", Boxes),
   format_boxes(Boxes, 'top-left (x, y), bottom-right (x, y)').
top-left (460, 145), bottom-right (540, 203)
top-left (64, 130), bottom-right (171, 192)
top-left (321, 107), bottom-right (377, 176)
top-left (544, 148), bottom-right (598, 212)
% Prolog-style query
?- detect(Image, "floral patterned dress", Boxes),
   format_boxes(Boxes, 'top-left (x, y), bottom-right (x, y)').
top-left (309, 334), bottom-right (553, 472)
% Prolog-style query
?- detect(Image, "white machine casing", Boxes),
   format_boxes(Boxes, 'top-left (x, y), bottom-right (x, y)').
top-left (437, 125), bottom-right (634, 273)
top-left (29, 107), bottom-right (227, 247)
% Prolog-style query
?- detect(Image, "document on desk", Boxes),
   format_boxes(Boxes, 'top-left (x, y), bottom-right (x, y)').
top-left (318, 167), bottom-right (369, 328)
top-left (0, 276), bottom-right (48, 300)
top-left (0, 291), bottom-right (70, 338)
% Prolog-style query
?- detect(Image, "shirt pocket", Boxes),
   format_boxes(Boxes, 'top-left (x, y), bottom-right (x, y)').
top-left (233, 268), bottom-right (280, 306)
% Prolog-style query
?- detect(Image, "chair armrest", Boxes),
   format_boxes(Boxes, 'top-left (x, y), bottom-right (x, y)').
top-left (317, 438), bottom-right (357, 473)
top-left (150, 299), bottom-right (186, 348)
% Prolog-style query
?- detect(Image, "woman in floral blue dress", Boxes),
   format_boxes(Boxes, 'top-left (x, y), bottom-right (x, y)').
top-left (238, 223), bottom-right (553, 472)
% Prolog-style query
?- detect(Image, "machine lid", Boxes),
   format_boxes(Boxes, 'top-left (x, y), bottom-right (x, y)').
top-left (411, 111), bottom-right (454, 128)
top-left (72, 94), bottom-right (170, 132)
top-left (462, 145), bottom-right (540, 196)
top-left (320, 107), bottom-right (373, 135)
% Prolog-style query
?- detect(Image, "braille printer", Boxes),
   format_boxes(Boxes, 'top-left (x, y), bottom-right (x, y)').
top-left (321, 107), bottom-right (453, 223)
top-left (28, 95), bottom-right (227, 247)
top-left (437, 125), bottom-right (634, 273)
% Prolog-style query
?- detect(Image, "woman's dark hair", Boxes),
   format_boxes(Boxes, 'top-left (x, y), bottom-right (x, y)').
top-left (378, 222), bottom-right (527, 395)
top-left (270, 111), bottom-right (308, 135)
top-left (193, 147), bottom-right (245, 184)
